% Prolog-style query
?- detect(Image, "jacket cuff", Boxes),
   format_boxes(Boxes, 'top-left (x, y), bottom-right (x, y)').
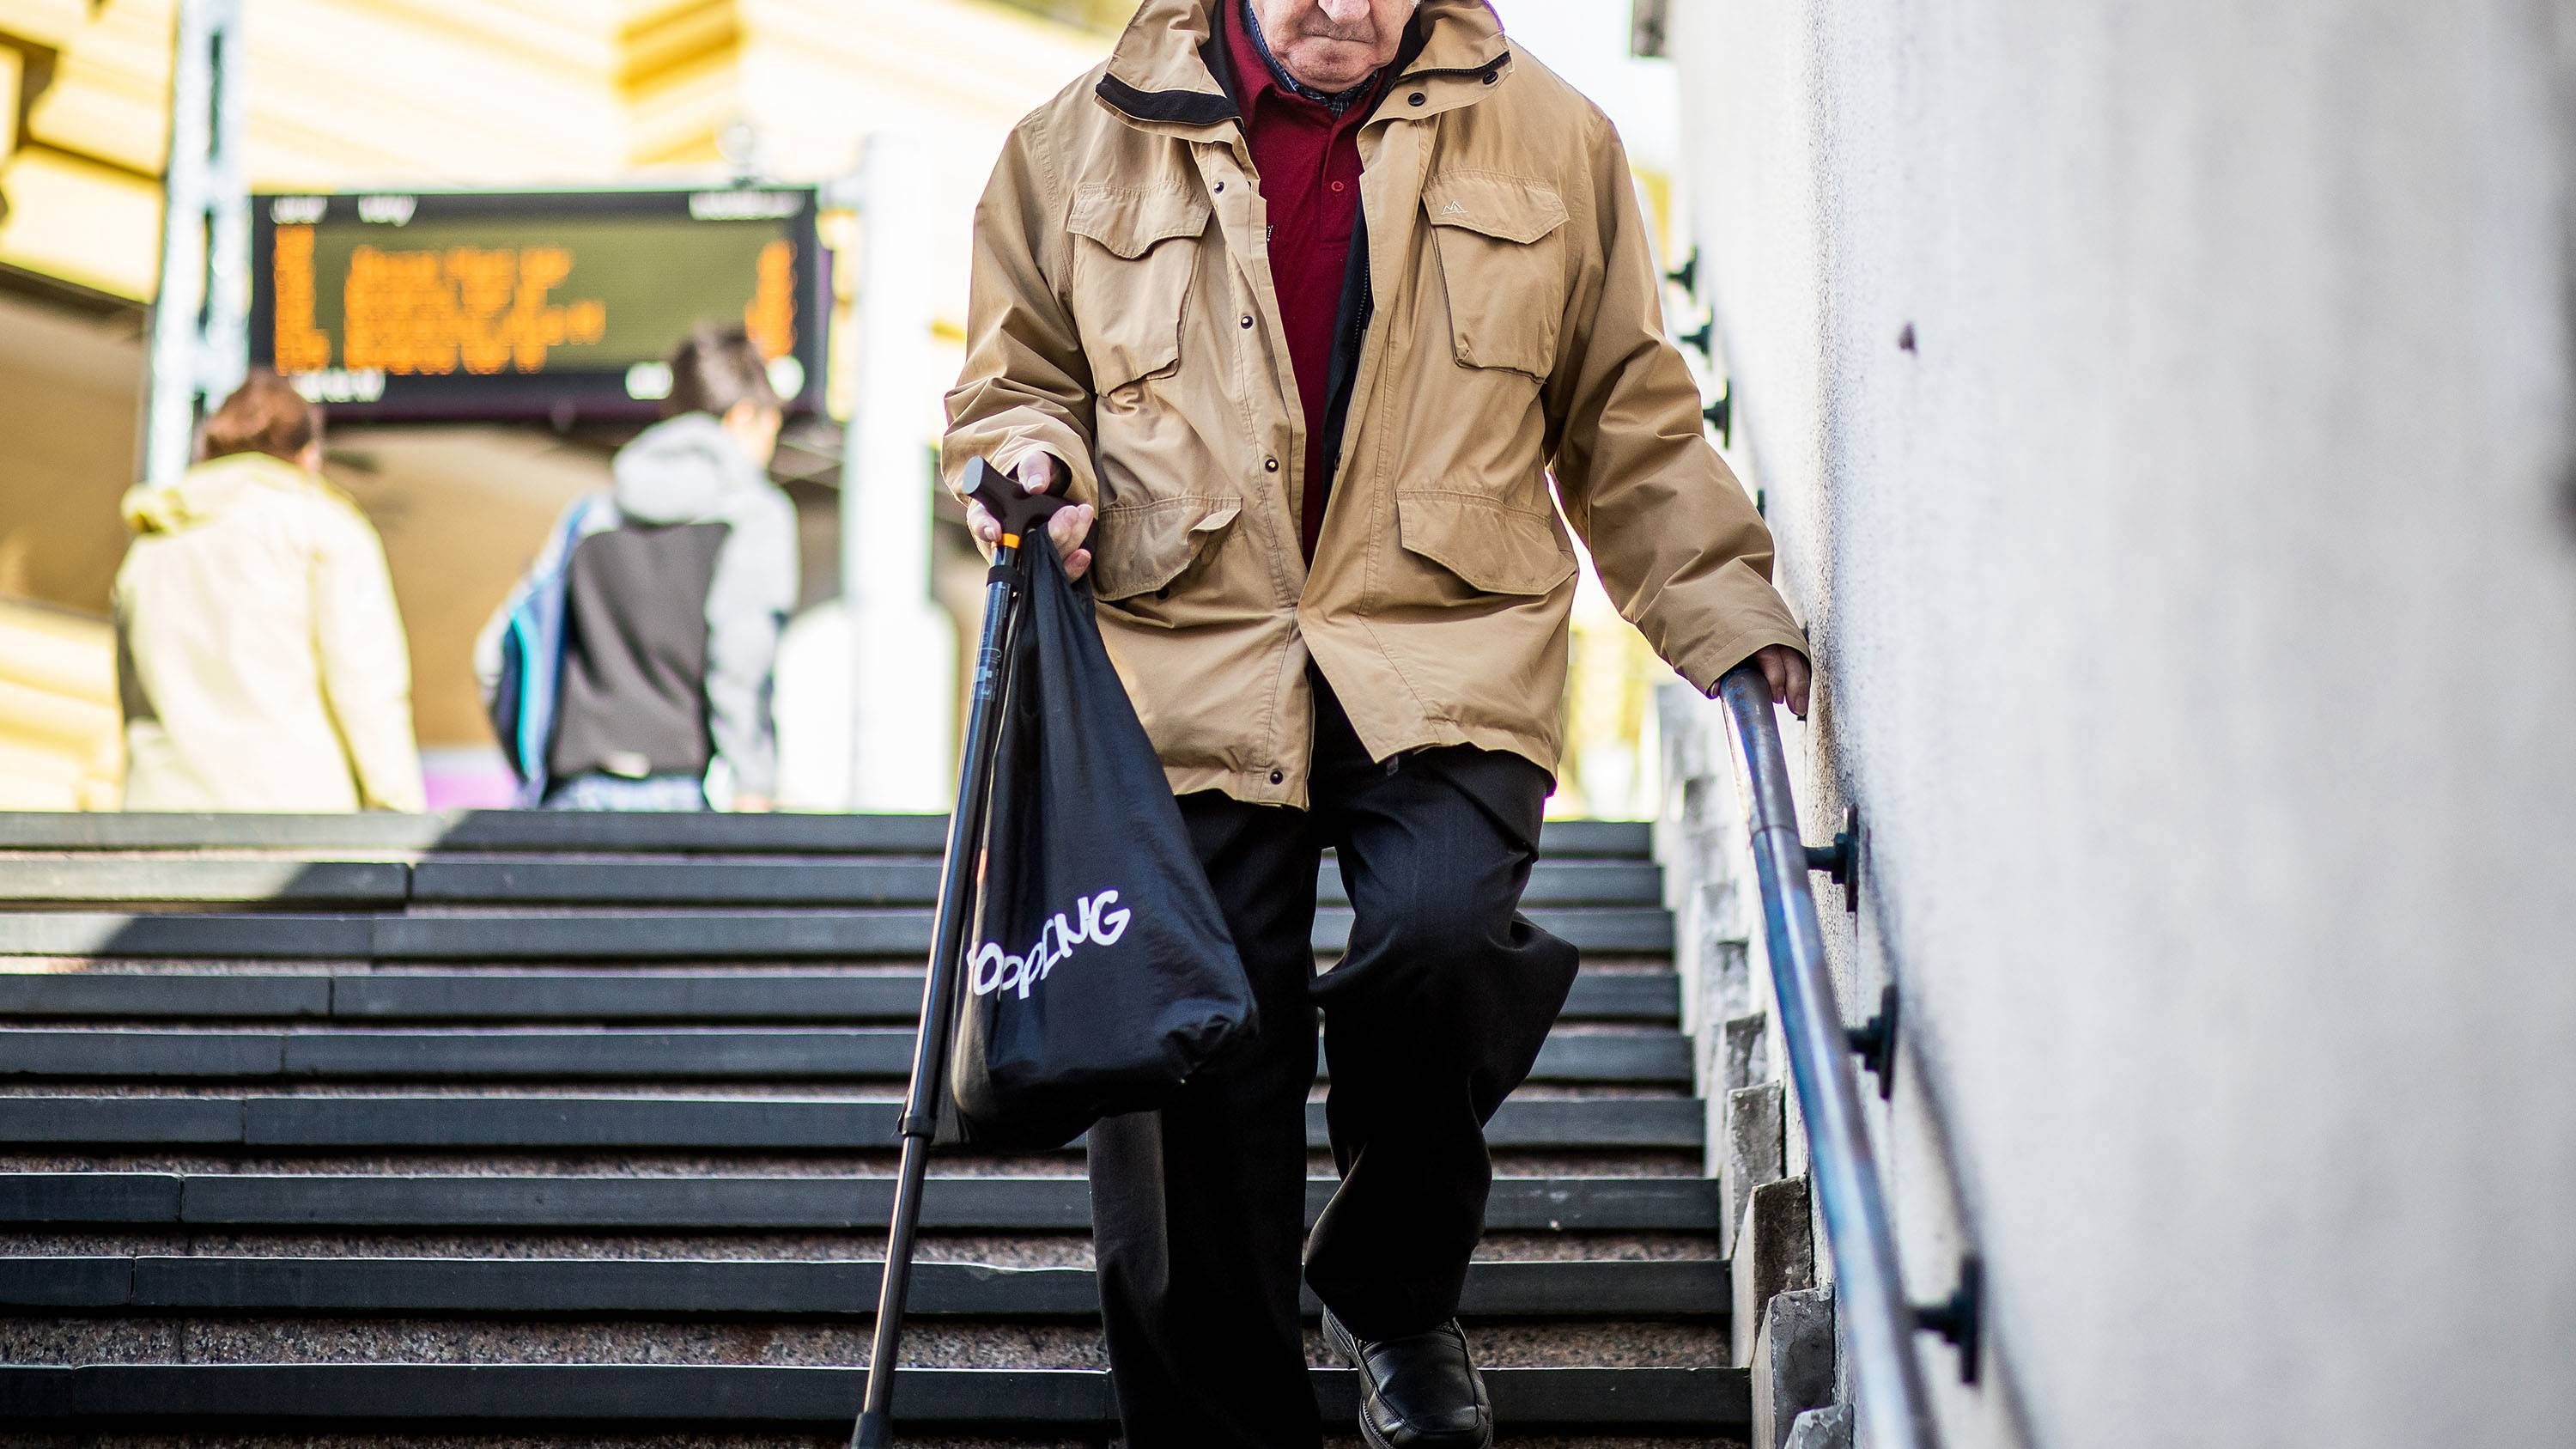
top-left (1674, 622), bottom-right (1811, 697)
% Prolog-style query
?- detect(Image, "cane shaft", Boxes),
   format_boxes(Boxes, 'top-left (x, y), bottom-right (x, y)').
top-left (853, 539), bottom-right (1030, 1444)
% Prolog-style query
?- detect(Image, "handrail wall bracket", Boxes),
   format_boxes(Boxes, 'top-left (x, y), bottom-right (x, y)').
top-left (1847, 982), bottom-right (1899, 1099)
top-left (1915, 1254), bottom-right (1984, 1386)
top-left (1802, 802), bottom-right (1862, 914)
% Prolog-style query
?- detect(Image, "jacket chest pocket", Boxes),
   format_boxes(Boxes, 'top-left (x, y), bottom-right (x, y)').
top-left (1068, 186), bottom-right (1210, 393)
top-left (1422, 173), bottom-right (1571, 381)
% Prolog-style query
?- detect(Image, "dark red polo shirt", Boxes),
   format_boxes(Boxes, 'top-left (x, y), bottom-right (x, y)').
top-left (1222, 4), bottom-right (1382, 561)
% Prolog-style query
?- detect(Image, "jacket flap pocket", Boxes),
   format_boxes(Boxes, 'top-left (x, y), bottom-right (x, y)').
top-left (1090, 496), bottom-right (1242, 601)
top-left (1069, 186), bottom-right (1212, 259)
top-left (1395, 493), bottom-right (1577, 597)
top-left (1421, 173), bottom-right (1568, 246)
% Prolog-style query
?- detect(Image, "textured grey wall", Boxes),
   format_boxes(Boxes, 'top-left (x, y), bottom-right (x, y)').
top-left (1665, 3), bottom-right (2576, 1446)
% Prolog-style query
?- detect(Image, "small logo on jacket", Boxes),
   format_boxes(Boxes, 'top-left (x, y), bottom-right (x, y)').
top-left (969, 890), bottom-right (1133, 1000)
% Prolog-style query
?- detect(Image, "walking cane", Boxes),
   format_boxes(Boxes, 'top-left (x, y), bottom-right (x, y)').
top-left (852, 458), bottom-right (1067, 1449)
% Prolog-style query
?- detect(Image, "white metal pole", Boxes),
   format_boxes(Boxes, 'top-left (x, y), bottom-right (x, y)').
top-left (200, 0), bottom-right (251, 405)
top-left (841, 133), bottom-right (958, 812)
top-left (143, 0), bottom-right (249, 489)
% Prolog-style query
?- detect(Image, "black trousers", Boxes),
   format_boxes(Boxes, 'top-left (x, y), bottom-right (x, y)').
top-left (1089, 680), bottom-right (1581, 1449)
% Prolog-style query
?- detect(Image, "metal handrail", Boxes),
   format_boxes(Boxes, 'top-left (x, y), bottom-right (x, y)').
top-left (1716, 663), bottom-right (1939, 1449)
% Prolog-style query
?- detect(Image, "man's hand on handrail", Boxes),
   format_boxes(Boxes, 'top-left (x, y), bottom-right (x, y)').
top-left (1752, 643), bottom-right (1811, 719)
top-left (966, 452), bottom-right (1095, 581)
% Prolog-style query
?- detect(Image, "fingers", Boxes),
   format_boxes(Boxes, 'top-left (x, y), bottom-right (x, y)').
top-left (1046, 500), bottom-right (1093, 549)
top-left (966, 500), bottom-right (999, 557)
top-left (1752, 644), bottom-right (1814, 720)
top-left (1048, 501), bottom-right (1095, 581)
top-left (1758, 646), bottom-right (1788, 706)
top-left (1016, 452), bottom-right (1061, 496)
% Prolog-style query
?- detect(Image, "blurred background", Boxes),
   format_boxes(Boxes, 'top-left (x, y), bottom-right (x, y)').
top-left (0, 0), bottom-right (1686, 818)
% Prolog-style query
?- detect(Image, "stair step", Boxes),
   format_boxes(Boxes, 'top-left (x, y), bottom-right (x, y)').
top-left (0, 967), bottom-right (1680, 1025)
top-left (0, 813), bottom-right (955, 855)
top-left (0, 857), bottom-right (1665, 909)
top-left (0, 1026), bottom-right (1692, 1086)
top-left (0, 861), bottom-right (413, 904)
top-left (0, 905), bottom-right (1675, 959)
top-left (0, 1361), bottom-right (1744, 1429)
top-left (0, 1094), bottom-right (1704, 1152)
top-left (0, 1172), bottom-right (1723, 1232)
top-left (0, 813), bottom-right (1658, 861)
top-left (420, 857), bottom-right (1660, 907)
top-left (0, 1254), bottom-right (1725, 1319)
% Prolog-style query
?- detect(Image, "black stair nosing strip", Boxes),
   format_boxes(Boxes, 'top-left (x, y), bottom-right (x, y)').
top-left (0, 1172), bottom-right (1721, 1233)
top-left (0, 860), bottom-right (410, 905)
top-left (0, 1096), bottom-right (247, 1144)
top-left (1567, 971), bottom-right (1684, 1020)
top-left (0, 814), bottom-right (453, 853)
top-left (1317, 857), bottom-right (1664, 908)
top-left (0, 1029), bottom-right (291, 1078)
top-left (0, 1172), bottom-right (186, 1224)
top-left (0, 967), bottom-right (1675, 1026)
top-left (0, 971), bottom-right (336, 1019)
top-left (237, 1097), bottom-right (912, 1151)
top-left (3, 1363), bottom-right (1745, 1428)
top-left (330, 971), bottom-right (933, 1022)
top-left (1311, 906), bottom-right (1672, 953)
top-left (409, 860), bottom-right (947, 907)
top-left (1528, 819), bottom-right (1655, 858)
top-left (422, 813), bottom-right (958, 855)
top-left (276, 1028), bottom-right (920, 1081)
top-left (0, 914), bottom-right (374, 959)
top-left (370, 913), bottom-right (939, 962)
top-left (165, 1173), bottom-right (1094, 1231)
top-left (7, 1254), bottom-right (1723, 1320)
top-left (398, 857), bottom-right (1659, 909)
top-left (0, 813), bottom-right (1639, 861)
top-left (0, 1254), bottom-right (137, 1307)
top-left (0, 812), bottom-right (957, 856)
top-left (0, 1094), bottom-right (1699, 1151)
top-left (0, 1363), bottom-right (74, 1417)
top-left (0, 1026), bottom-right (1687, 1087)
top-left (0, 909), bottom-right (1666, 960)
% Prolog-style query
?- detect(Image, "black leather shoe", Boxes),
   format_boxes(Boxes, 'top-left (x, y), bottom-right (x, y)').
top-left (1325, 1311), bottom-right (1493, 1449)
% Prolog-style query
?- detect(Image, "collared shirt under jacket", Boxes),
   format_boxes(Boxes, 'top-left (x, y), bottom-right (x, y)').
top-left (944, 0), bottom-right (1807, 808)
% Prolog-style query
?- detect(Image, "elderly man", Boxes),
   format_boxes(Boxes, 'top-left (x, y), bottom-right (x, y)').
top-left (946, 1), bottom-right (1811, 1445)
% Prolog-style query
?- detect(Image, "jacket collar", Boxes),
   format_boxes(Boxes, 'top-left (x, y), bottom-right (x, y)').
top-left (1098, 0), bottom-right (1509, 134)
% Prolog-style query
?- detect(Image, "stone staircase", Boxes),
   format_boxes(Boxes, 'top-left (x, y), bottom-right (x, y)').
top-left (0, 812), bottom-right (1747, 1446)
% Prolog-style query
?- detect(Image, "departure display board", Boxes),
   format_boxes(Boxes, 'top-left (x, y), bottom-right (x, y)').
top-left (250, 187), bottom-right (825, 421)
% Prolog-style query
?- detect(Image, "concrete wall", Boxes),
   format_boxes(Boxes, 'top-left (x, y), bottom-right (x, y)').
top-left (1663, 3), bottom-right (2576, 1446)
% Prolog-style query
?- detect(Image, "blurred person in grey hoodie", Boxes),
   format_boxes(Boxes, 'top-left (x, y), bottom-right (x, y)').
top-left (477, 326), bottom-right (798, 811)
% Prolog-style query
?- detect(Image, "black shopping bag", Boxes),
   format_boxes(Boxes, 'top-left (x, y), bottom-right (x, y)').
top-left (942, 533), bottom-right (1256, 1149)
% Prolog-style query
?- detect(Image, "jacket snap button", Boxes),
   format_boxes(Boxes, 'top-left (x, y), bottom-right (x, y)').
top-left (1481, 71), bottom-right (1498, 85)
top-left (1264, 458), bottom-right (1279, 472)
top-left (1268, 768), bottom-right (1285, 785)
top-left (1213, 181), bottom-right (1226, 192)
top-left (1408, 92), bottom-right (1425, 106)
top-left (1240, 314), bottom-right (1254, 329)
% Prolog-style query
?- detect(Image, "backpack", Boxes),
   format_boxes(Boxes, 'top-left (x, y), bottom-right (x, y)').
top-left (484, 495), bottom-right (605, 805)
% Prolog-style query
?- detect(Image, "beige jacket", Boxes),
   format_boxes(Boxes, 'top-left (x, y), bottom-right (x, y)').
top-left (945, 0), bottom-right (1805, 807)
top-left (114, 451), bottom-right (426, 813)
